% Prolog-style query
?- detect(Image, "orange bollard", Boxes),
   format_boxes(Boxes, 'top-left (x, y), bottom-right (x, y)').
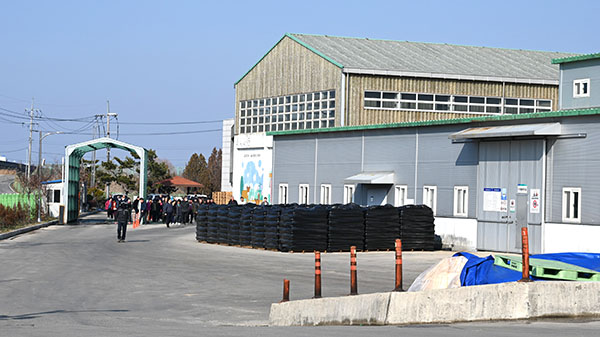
top-left (518, 227), bottom-right (533, 282)
top-left (395, 239), bottom-right (404, 291)
top-left (281, 278), bottom-right (290, 302)
top-left (314, 251), bottom-right (322, 298)
top-left (350, 246), bottom-right (358, 295)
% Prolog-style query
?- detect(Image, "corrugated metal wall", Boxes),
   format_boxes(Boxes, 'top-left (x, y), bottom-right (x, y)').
top-left (272, 125), bottom-right (478, 217)
top-left (346, 75), bottom-right (559, 126)
top-left (546, 116), bottom-right (600, 225)
top-left (235, 36), bottom-right (342, 134)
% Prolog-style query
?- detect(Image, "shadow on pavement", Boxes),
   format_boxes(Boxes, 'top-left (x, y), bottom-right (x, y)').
top-left (0, 309), bottom-right (129, 320)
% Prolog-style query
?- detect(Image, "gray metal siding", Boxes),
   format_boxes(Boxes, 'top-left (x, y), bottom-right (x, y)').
top-left (416, 128), bottom-right (478, 218)
top-left (272, 135), bottom-right (316, 204)
top-left (560, 59), bottom-right (600, 109)
top-left (273, 125), bottom-right (479, 218)
top-left (547, 116), bottom-right (600, 224)
top-left (316, 132), bottom-right (363, 204)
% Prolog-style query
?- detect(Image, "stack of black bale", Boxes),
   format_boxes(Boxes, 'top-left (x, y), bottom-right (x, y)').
top-left (238, 204), bottom-right (254, 246)
top-left (251, 206), bottom-right (267, 248)
top-left (206, 204), bottom-right (219, 243)
top-left (399, 205), bottom-right (435, 251)
top-left (264, 205), bottom-right (281, 250)
top-left (227, 205), bottom-right (242, 245)
top-left (195, 203), bottom-right (209, 242)
top-left (279, 205), bottom-right (328, 252)
top-left (327, 203), bottom-right (365, 251)
top-left (196, 201), bottom-right (435, 252)
top-left (364, 205), bottom-right (400, 250)
top-left (216, 205), bottom-right (230, 244)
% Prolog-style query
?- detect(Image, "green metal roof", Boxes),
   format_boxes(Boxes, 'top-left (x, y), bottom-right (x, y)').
top-left (552, 52), bottom-right (600, 65)
top-left (267, 108), bottom-right (600, 137)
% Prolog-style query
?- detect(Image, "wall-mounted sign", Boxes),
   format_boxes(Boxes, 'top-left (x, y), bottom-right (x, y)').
top-left (509, 199), bottom-right (516, 213)
top-left (483, 188), bottom-right (503, 212)
top-left (530, 188), bottom-right (540, 214)
top-left (517, 184), bottom-right (528, 194)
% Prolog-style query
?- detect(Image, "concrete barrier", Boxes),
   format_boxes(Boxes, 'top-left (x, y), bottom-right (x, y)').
top-left (269, 281), bottom-right (600, 326)
top-left (269, 292), bottom-right (391, 326)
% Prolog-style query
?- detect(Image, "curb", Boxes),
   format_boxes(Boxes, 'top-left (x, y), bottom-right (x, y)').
top-left (0, 220), bottom-right (58, 240)
top-left (0, 210), bottom-right (100, 241)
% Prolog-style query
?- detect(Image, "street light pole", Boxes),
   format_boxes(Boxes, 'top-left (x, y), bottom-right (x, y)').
top-left (37, 131), bottom-right (62, 222)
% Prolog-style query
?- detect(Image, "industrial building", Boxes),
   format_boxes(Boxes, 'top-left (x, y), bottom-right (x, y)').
top-left (269, 52), bottom-right (600, 254)
top-left (223, 33), bottom-right (573, 204)
top-left (222, 33), bottom-right (600, 253)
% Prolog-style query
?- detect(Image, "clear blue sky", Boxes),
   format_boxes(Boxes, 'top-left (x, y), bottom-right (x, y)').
top-left (1, 0), bottom-right (599, 169)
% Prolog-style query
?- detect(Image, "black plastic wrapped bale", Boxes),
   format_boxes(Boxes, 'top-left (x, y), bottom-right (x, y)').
top-left (206, 204), bottom-right (219, 244)
top-left (264, 206), bottom-right (281, 250)
top-left (216, 205), bottom-right (230, 244)
top-left (227, 205), bottom-right (242, 245)
top-left (279, 205), bottom-right (328, 252)
top-left (327, 203), bottom-right (365, 251)
top-left (399, 204), bottom-right (435, 251)
top-left (195, 204), bottom-right (209, 242)
top-left (364, 204), bottom-right (400, 250)
top-left (251, 206), bottom-right (267, 248)
top-left (239, 204), bottom-right (254, 246)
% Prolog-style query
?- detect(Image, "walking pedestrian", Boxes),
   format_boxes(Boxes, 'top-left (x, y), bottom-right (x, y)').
top-left (115, 202), bottom-right (131, 243)
top-left (175, 199), bottom-right (182, 225)
top-left (181, 197), bottom-right (190, 224)
top-left (163, 197), bottom-right (173, 228)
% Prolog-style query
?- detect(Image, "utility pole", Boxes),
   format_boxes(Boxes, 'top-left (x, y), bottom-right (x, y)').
top-left (91, 121), bottom-right (96, 187)
top-left (105, 100), bottom-right (117, 198)
top-left (27, 98), bottom-right (36, 180)
top-left (36, 130), bottom-right (62, 222)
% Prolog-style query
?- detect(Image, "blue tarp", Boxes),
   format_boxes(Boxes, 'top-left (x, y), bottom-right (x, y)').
top-left (454, 252), bottom-right (600, 286)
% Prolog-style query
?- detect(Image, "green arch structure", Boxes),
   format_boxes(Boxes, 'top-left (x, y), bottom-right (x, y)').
top-left (62, 137), bottom-right (147, 223)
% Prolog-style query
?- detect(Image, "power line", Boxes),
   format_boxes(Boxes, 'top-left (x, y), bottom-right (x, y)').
top-left (2, 147), bottom-right (28, 153)
top-left (117, 120), bottom-right (223, 125)
top-left (59, 128), bottom-right (221, 136)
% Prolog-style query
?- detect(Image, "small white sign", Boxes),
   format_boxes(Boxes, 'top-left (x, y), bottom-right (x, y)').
top-left (530, 189), bottom-right (540, 214)
top-left (509, 199), bottom-right (516, 213)
top-left (483, 188), bottom-right (503, 212)
top-left (517, 184), bottom-right (528, 194)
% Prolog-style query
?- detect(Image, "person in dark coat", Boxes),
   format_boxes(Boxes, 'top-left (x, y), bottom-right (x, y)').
top-left (181, 197), bottom-right (190, 224)
top-left (175, 200), bottom-right (182, 224)
top-left (228, 196), bottom-right (238, 205)
top-left (163, 198), bottom-right (174, 228)
top-left (115, 202), bottom-right (131, 242)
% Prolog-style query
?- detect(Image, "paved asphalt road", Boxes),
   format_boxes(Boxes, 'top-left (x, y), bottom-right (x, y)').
top-left (1, 213), bottom-right (599, 336)
top-left (0, 174), bottom-right (15, 193)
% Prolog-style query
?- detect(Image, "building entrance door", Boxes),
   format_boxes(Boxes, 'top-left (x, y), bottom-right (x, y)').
top-left (365, 185), bottom-right (389, 206)
top-left (476, 140), bottom-right (544, 253)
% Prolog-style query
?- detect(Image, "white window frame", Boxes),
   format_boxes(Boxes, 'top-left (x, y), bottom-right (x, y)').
top-left (343, 184), bottom-right (355, 204)
top-left (320, 184), bottom-right (332, 205)
top-left (299, 184), bottom-right (309, 204)
top-left (453, 186), bottom-right (469, 217)
top-left (278, 183), bottom-right (288, 204)
top-left (562, 187), bottom-right (582, 223)
top-left (573, 79), bottom-right (590, 98)
top-left (394, 185), bottom-right (408, 207)
top-left (363, 90), bottom-right (552, 115)
top-left (422, 185), bottom-right (437, 215)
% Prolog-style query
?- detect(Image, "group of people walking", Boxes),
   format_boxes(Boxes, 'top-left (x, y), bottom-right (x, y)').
top-left (104, 195), bottom-right (218, 242)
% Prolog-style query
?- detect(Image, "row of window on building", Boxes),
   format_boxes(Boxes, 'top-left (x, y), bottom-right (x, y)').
top-left (363, 91), bottom-right (553, 114)
top-left (239, 90), bottom-right (336, 133)
top-left (277, 183), bottom-right (582, 223)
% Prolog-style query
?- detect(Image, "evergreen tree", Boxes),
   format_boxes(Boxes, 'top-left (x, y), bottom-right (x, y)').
top-left (146, 149), bottom-right (175, 194)
top-left (182, 153), bottom-right (208, 194)
top-left (207, 147), bottom-right (222, 194)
